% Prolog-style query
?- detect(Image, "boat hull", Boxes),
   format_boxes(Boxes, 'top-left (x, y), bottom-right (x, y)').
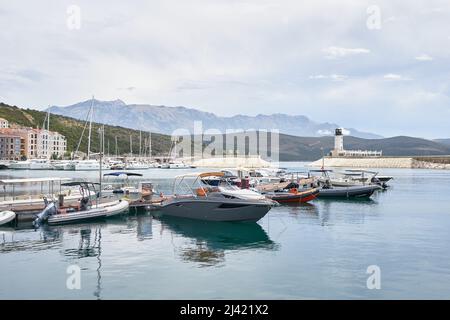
top-left (0, 210), bottom-right (16, 226)
top-left (267, 188), bottom-right (319, 204)
top-left (318, 185), bottom-right (381, 198)
top-left (159, 198), bottom-right (272, 222)
top-left (48, 200), bottom-right (129, 225)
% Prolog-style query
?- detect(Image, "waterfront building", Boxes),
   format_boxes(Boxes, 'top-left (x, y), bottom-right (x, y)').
top-left (0, 127), bottom-right (67, 159)
top-left (0, 134), bottom-right (25, 160)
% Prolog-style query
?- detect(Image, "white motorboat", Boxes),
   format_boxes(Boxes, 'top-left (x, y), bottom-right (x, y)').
top-left (33, 181), bottom-right (129, 226)
top-left (0, 210), bottom-right (16, 226)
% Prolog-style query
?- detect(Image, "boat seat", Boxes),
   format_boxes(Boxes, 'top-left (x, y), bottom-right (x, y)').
top-left (196, 188), bottom-right (207, 197)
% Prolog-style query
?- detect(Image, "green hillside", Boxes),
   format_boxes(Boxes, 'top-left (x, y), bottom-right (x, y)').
top-left (0, 102), bottom-right (172, 156)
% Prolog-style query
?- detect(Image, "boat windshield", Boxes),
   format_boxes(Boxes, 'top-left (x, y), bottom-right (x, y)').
top-left (172, 172), bottom-right (227, 197)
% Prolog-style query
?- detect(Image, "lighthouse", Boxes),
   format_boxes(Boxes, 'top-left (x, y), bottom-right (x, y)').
top-left (329, 128), bottom-right (383, 157)
top-left (333, 128), bottom-right (344, 155)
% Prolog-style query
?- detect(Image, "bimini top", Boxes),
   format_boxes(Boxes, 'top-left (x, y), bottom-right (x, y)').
top-left (0, 177), bottom-right (72, 184)
top-left (104, 172), bottom-right (143, 177)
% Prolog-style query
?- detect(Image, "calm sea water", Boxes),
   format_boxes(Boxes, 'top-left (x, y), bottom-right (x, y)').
top-left (1, 162), bottom-right (450, 299)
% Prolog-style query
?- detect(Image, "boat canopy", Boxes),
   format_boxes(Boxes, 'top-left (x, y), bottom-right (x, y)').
top-left (0, 177), bottom-right (72, 184)
top-left (104, 172), bottom-right (143, 177)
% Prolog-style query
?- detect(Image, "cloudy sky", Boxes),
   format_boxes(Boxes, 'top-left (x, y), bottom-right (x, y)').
top-left (0, 0), bottom-right (449, 138)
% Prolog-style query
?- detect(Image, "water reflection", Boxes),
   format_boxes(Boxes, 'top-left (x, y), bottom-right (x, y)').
top-left (45, 223), bottom-right (104, 299)
top-left (155, 216), bottom-right (278, 267)
top-left (315, 198), bottom-right (378, 226)
top-left (0, 225), bottom-right (62, 253)
top-left (136, 214), bottom-right (153, 240)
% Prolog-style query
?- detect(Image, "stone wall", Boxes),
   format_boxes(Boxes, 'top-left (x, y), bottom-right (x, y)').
top-left (308, 156), bottom-right (450, 169)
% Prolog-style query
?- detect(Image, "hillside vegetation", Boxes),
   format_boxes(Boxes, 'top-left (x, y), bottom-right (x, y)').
top-left (0, 102), bottom-right (172, 156)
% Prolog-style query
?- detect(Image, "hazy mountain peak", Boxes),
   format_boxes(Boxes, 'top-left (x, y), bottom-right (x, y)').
top-left (47, 99), bottom-right (383, 139)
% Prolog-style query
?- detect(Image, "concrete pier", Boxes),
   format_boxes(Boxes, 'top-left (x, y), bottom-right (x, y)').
top-left (308, 156), bottom-right (450, 169)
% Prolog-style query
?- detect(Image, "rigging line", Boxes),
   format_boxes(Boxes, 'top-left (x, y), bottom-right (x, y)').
top-left (74, 102), bottom-right (93, 158)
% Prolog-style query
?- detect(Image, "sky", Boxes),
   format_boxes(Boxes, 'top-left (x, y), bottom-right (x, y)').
top-left (0, 0), bottom-right (449, 138)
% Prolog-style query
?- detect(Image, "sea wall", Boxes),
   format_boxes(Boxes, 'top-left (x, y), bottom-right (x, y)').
top-left (308, 156), bottom-right (450, 169)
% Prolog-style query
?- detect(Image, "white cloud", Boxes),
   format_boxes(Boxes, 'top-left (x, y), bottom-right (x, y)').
top-left (309, 74), bottom-right (348, 81)
top-left (415, 54), bottom-right (433, 61)
top-left (383, 74), bottom-right (412, 81)
top-left (317, 129), bottom-right (332, 135)
top-left (1, 0), bottom-right (450, 138)
top-left (341, 128), bottom-right (351, 135)
top-left (323, 46), bottom-right (370, 59)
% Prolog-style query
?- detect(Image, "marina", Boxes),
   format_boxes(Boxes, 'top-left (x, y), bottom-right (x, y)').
top-left (1, 163), bottom-right (450, 299)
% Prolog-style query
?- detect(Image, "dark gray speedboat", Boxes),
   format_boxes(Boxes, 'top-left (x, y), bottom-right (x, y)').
top-left (159, 172), bottom-right (276, 222)
top-left (318, 184), bottom-right (382, 198)
top-left (309, 169), bottom-right (382, 198)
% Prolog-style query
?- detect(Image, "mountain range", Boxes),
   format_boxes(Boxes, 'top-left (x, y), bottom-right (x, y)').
top-left (2, 101), bottom-right (450, 161)
top-left (47, 99), bottom-right (382, 139)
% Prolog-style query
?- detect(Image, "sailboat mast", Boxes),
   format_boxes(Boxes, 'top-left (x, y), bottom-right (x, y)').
top-left (47, 107), bottom-right (51, 159)
top-left (149, 132), bottom-right (152, 159)
top-left (102, 125), bottom-right (105, 155)
top-left (130, 135), bottom-right (133, 156)
top-left (139, 130), bottom-right (142, 158)
top-left (87, 96), bottom-right (94, 159)
top-left (115, 136), bottom-right (118, 157)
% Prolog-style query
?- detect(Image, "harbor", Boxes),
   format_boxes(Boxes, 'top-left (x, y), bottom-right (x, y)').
top-left (2, 163), bottom-right (450, 299)
top-left (3, 0), bottom-right (450, 304)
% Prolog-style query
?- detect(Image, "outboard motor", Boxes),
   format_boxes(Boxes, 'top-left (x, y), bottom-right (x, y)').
top-left (33, 200), bottom-right (57, 228)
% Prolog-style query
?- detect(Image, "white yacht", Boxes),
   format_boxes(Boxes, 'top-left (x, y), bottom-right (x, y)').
top-left (74, 160), bottom-right (103, 171)
top-left (126, 161), bottom-right (150, 170)
top-left (9, 160), bottom-right (31, 170)
top-left (168, 161), bottom-right (190, 169)
top-left (29, 159), bottom-right (52, 170)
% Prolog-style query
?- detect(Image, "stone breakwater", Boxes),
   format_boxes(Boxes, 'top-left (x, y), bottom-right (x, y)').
top-left (308, 156), bottom-right (450, 169)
